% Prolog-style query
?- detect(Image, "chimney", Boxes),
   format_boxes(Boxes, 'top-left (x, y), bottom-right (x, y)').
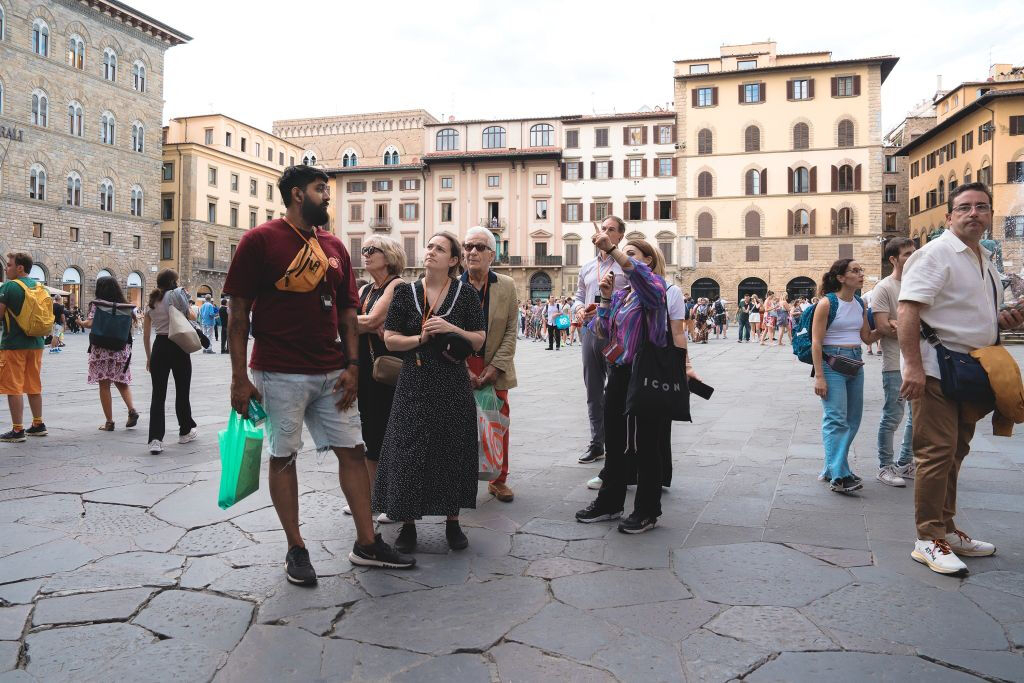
top-left (936, 74), bottom-right (942, 92)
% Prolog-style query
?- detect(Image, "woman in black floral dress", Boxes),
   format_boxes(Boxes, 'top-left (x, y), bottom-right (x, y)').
top-left (375, 232), bottom-right (485, 553)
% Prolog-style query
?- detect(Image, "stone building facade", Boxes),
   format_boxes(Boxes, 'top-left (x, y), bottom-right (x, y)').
top-left (881, 101), bottom-right (936, 275)
top-left (0, 0), bottom-right (188, 307)
top-left (160, 114), bottom-right (304, 297)
top-left (673, 42), bottom-right (898, 306)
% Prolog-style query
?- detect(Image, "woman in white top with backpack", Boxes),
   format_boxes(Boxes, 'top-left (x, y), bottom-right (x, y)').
top-left (811, 259), bottom-right (880, 493)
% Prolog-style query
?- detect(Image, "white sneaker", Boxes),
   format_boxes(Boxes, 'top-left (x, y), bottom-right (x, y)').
top-left (342, 504), bottom-right (352, 516)
top-left (376, 513), bottom-right (395, 524)
top-left (149, 440), bottom-right (163, 455)
top-left (911, 539), bottom-right (968, 575)
top-left (876, 465), bottom-right (906, 488)
top-left (896, 462), bottom-right (916, 479)
top-left (586, 476), bottom-right (603, 490)
top-left (946, 530), bottom-right (996, 557)
top-left (178, 428), bottom-right (198, 444)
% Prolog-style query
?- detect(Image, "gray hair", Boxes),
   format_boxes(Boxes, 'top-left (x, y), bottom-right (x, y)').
top-left (464, 226), bottom-right (496, 251)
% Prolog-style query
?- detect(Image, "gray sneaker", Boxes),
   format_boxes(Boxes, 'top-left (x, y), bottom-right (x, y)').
top-left (876, 465), bottom-right (906, 488)
top-left (896, 462), bottom-right (916, 479)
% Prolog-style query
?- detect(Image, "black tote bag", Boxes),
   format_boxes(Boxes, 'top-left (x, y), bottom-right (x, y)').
top-left (624, 303), bottom-right (691, 422)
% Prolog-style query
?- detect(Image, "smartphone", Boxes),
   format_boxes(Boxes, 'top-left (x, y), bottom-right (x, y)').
top-left (247, 398), bottom-right (267, 426)
top-left (688, 379), bottom-right (714, 401)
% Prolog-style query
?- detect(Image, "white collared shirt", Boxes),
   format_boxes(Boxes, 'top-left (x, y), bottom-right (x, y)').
top-left (572, 253), bottom-right (628, 311)
top-left (899, 229), bottom-right (1003, 379)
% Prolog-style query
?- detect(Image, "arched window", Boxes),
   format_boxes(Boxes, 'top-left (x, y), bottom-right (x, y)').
top-left (697, 171), bottom-right (713, 198)
top-left (130, 185), bottom-right (143, 216)
top-left (31, 90), bottom-right (48, 126)
top-left (836, 207), bottom-right (852, 235)
top-left (99, 179), bottom-right (114, 212)
top-left (530, 123), bottom-right (554, 147)
top-left (0, 6), bottom-right (6, 42)
top-left (68, 101), bottom-right (83, 136)
top-left (745, 169), bottom-right (761, 196)
top-left (744, 211), bottom-right (760, 238)
top-left (948, 175), bottom-right (958, 194)
top-left (383, 147), bottom-right (399, 165)
top-left (302, 151), bottom-right (317, 166)
top-left (62, 268), bottom-right (82, 308)
top-left (131, 121), bottom-right (144, 153)
top-left (32, 19), bottom-right (49, 56)
top-left (132, 61), bottom-right (146, 92)
top-left (793, 209), bottom-right (810, 235)
top-left (103, 48), bottom-right (117, 81)
top-left (697, 212), bottom-right (713, 239)
top-left (100, 111), bottom-right (115, 145)
top-left (67, 35), bottom-right (84, 69)
top-left (793, 167), bottom-right (810, 193)
top-left (66, 171), bottom-right (81, 207)
top-left (697, 128), bottom-right (713, 155)
top-left (837, 119), bottom-right (854, 147)
top-left (937, 177), bottom-right (945, 205)
top-left (793, 122), bottom-right (809, 150)
top-left (29, 164), bottom-right (46, 200)
top-left (837, 164), bottom-right (854, 192)
top-left (436, 128), bottom-right (459, 151)
top-left (963, 166), bottom-right (972, 185)
top-left (744, 125), bottom-right (760, 152)
top-left (482, 126), bottom-right (506, 149)
top-left (342, 150), bottom-right (358, 167)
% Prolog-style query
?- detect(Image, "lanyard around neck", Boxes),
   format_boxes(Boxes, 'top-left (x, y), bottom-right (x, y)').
top-left (422, 279), bottom-right (450, 327)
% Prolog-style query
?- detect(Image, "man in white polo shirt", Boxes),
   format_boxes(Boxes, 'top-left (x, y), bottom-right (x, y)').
top-left (898, 183), bottom-right (1024, 576)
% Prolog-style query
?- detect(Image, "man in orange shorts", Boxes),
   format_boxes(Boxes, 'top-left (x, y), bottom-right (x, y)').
top-left (0, 253), bottom-right (47, 443)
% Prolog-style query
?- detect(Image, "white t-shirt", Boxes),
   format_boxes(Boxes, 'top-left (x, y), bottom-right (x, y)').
top-left (667, 285), bottom-right (686, 321)
top-left (899, 229), bottom-right (1002, 380)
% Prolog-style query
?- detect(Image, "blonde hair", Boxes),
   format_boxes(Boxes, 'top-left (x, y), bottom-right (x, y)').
top-left (625, 238), bottom-right (665, 276)
top-left (363, 235), bottom-right (406, 275)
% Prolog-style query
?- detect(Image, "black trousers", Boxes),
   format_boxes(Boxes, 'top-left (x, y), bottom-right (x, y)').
top-left (595, 364), bottom-right (670, 519)
top-left (148, 335), bottom-right (196, 442)
top-left (547, 324), bottom-right (561, 349)
top-left (220, 320), bottom-right (229, 352)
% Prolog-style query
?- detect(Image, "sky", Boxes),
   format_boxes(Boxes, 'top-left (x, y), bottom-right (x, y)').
top-left (139, 0), bottom-right (1023, 137)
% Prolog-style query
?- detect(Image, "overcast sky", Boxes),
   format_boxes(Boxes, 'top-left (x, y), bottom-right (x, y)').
top-left (141, 0), bottom-right (1022, 137)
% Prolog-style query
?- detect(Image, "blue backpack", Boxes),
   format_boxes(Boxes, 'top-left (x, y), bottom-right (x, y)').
top-left (792, 293), bottom-right (864, 365)
top-left (88, 300), bottom-right (135, 351)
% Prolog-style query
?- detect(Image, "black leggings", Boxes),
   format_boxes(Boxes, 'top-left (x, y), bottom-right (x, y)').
top-left (547, 324), bottom-right (561, 349)
top-left (148, 335), bottom-right (196, 442)
top-left (595, 364), bottom-right (670, 519)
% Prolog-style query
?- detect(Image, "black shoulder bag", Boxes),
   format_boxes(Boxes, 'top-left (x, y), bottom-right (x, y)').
top-left (919, 271), bottom-right (997, 403)
top-left (625, 296), bottom-right (691, 422)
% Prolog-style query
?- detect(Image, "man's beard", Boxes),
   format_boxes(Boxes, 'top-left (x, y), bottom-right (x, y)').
top-left (300, 196), bottom-right (329, 227)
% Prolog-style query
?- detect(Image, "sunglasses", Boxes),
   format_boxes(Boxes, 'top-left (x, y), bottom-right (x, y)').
top-left (463, 243), bottom-right (492, 252)
top-left (360, 246), bottom-right (382, 257)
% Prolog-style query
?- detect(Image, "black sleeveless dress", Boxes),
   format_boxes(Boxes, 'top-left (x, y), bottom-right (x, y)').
top-left (357, 279), bottom-right (399, 461)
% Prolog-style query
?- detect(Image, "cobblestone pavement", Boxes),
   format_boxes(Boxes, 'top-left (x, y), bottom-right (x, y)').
top-left (1, 333), bottom-right (1023, 681)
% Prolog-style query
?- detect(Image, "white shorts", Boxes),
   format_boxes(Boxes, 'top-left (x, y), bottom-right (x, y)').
top-left (252, 369), bottom-right (364, 458)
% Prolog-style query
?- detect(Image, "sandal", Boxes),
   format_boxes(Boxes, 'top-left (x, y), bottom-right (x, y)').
top-left (99, 422), bottom-right (115, 432)
top-left (126, 410), bottom-right (139, 429)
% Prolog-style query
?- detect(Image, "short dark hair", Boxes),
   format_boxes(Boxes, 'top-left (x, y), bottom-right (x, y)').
top-left (7, 252), bottom-right (33, 273)
top-left (947, 181), bottom-right (992, 214)
top-left (603, 215), bottom-right (626, 233)
top-left (883, 237), bottom-right (915, 263)
top-left (278, 165), bottom-right (329, 208)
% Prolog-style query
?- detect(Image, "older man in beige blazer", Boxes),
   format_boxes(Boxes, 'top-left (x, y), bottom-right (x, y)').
top-left (461, 227), bottom-right (519, 502)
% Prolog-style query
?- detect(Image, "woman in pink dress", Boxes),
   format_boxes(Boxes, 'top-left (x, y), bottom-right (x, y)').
top-left (82, 276), bottom-right (140, 431)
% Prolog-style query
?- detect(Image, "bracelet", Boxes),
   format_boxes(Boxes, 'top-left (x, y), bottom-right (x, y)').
top-left (605, 246), bottom-right (616, 255)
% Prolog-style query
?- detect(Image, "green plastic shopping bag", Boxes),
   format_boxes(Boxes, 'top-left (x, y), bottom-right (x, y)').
top-left (217, 410), bottom-right (264, 509)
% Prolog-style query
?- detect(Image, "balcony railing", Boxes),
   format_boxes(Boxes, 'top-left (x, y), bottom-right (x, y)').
top-left (192, 258), bottom-right (230, 274)
top-left (478, 217), bottom-right (508, 231)
top-left (529, 255), bottom-right (563, 267)
top-left (369, 217), bottom-right (393, 230)
top-left (494, 255), bottom-right (523, 266)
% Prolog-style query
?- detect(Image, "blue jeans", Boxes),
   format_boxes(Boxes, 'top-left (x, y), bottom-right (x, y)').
top-left (819, 346), bottom-right (864, 482)
top-left (738, 316), bottom-right (751, 341)
top-left (877, 370), bottom-right (913, 468)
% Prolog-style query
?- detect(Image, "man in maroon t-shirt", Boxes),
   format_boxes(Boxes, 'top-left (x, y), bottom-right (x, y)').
top-left (224, 166), bottom-right (414, 583)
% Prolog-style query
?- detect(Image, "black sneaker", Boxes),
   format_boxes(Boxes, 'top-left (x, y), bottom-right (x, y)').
top-left (395, 523), bottom-right (417, 554)
top-left (446, 521), bottom-right (469, 551)
top-left (829, 476), bottom-right (863, 494)
top-left (25, 423), bottom-right (47, 437)
top-left (349, 533), bottom-right (416, 569)
top-left (575, 501), bottom-right (622, 524)
top-left (284, 545), bottom-right (317, 586)
top-left (0, 429), bottom-right (26, 443)
top-left (578, 447), bottom-right (605, 464)
top-left (618, 513), bottom-right (658, 534)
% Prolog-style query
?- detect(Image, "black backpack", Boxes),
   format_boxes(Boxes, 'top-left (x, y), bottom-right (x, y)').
top-left (89, 300), bottom-right (135, 351)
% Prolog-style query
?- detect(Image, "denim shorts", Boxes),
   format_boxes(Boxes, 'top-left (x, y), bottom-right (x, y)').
top-left (252, 369), bottom-right (364, 458)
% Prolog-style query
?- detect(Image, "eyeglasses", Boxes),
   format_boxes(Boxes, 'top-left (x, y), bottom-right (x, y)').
top-left (463, 243), bottom-right (492, 252)
top-left (846, 267), bottom-right (865, 274)
top-left (360, 246), bottom-right (382, 257)
top-left (952, 203), bottom-right (992, 214)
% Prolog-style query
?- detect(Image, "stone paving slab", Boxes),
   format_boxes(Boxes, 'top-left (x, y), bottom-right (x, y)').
top-left (0, 336), bottom-right (1022, 681)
